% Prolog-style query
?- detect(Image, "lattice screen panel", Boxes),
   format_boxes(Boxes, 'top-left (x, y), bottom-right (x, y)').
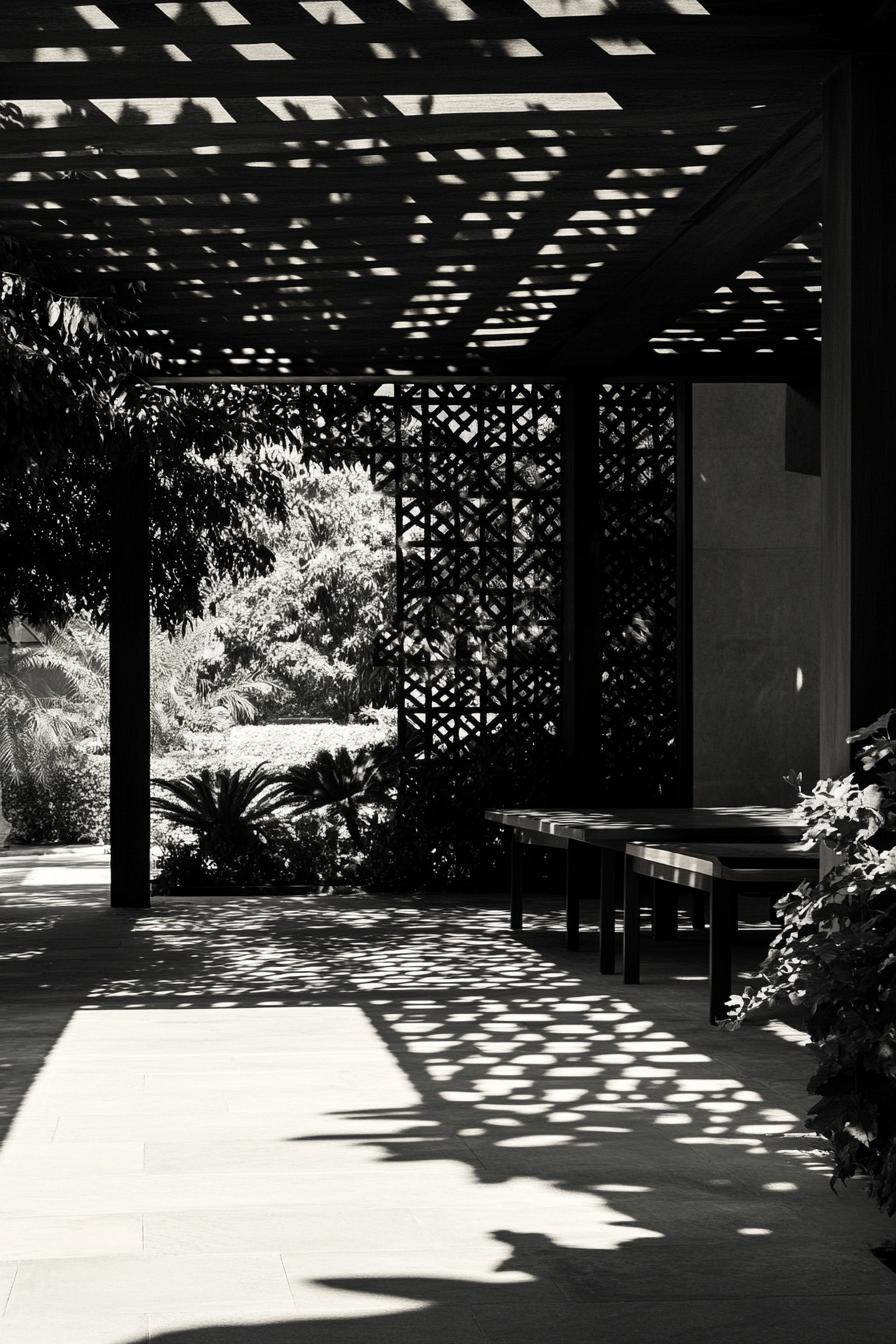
top-left (287, 380), bottom-right (681, 796)
top-left (593, 383), bottom-right (681, 801)
top-left (384, 383), bottom-right (563, 756)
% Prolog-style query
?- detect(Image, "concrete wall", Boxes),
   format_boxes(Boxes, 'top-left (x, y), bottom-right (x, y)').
top-left (691, 383), bottom-right (820, 805)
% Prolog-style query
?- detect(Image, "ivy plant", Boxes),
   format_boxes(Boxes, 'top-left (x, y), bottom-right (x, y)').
top-left (729, 709), bottom-right (896, 1213)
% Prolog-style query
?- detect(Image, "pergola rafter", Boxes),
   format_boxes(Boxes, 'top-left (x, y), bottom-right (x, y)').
top-left (0, 0), bottom-right (874, 378)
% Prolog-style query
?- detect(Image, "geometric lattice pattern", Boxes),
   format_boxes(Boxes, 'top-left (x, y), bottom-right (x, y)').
top-left (382, 383), bottom-right (563, 757)
top-left (288, 380), bottom-right (680, 795)
top-left (284, 380), bottom-right (562, 758)
top-left (593, 383), bottom-right (680, 801)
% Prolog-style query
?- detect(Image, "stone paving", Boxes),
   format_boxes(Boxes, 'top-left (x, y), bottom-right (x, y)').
top-left (0, 847), bottom-right (894, 1343)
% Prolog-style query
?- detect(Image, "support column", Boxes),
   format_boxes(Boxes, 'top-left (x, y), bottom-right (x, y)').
top-left (109, 440), bottom-right (151, 908)
top-left (561, 377), bottom-right (601, 800)
top-left (821, 58), bottom-right (896, 775)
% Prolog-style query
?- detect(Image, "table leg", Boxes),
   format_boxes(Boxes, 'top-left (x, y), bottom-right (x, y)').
top-left (510, 836), bottom-right (523, 931)
top-left (652, 878), bottom-right (679, 941)
top-left (564, 843), bottom-right (580, 951)
top-left (599, 848), bottom-right (622, 974)
top-left (691, 891), bottom-right (707, 932)
top-left (709, 879), bottom-right (733, 1023)
top-left (623, 859), bottom-right (641, 983)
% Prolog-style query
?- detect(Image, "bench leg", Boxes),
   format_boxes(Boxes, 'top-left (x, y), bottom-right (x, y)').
top-left (510, 837), bottom-right (523, 931)
top-left (623, 859), bottom-right (641, 983)
top-left (564, 843), bottom-right (580, 951)
top-left (599, 848), bottom-right (622, 974)
top-left (652, 879), bottom-right (679, 941)
top-left (709, 878), bottom-right (733, 1023)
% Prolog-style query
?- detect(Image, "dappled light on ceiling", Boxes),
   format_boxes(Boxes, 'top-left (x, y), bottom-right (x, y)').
top-left (0, 2), bottom-right (831, 374)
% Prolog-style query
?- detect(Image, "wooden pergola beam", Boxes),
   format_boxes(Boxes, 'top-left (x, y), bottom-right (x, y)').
top-left (144, 358), bottom-right (819, 384)
top-left (0, 103), bottom-right (799, 157)
top-left (546, 114), bottom-right (823, 372)
top-left (0, 15), bottom-right (833, 50)
top-left (0, 54), bottom-right (832, 100)
top-left (109, 440), bottom-right (151, 910)
top-left (820, 54), bottom-right (896, 775)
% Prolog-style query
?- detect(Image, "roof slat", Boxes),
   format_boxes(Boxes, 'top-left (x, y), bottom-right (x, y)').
top-left (0, 53), bottom-right (831, 99)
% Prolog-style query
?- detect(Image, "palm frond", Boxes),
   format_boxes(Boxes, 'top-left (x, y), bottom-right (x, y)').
top-left (278, 741), bottom-right (398, 814)
top-left (151, 764), bottom-right (285, 838)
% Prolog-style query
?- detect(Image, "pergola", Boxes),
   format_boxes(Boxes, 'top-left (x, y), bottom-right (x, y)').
top-left (1, 1), bottom-right (893, 906)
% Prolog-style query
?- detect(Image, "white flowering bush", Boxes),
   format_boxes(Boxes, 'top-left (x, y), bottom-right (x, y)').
top-left (729, 709), bottom-right (896, 1212)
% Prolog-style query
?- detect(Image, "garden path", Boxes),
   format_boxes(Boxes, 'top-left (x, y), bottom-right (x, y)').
top-left (0, 848), bottom-right (893, 1343)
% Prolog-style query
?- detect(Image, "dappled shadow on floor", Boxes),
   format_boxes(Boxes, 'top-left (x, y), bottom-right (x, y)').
top-left (1, 881), bottom-right (895, 1342)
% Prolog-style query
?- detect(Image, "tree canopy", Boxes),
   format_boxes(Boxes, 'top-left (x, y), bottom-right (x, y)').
top-left (210, 463), bottom-right (395, 721)
top-left (0, 250), bottom-right (303, 633)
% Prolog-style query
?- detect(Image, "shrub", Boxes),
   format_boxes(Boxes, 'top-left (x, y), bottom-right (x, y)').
top-left (4, 751), bottom-right (109, 844)
top-left (354, 809), bottom-right (434, 892)
top-left (728, 708), bottom-right (896, 1213)
top-left (279, 740), bottom-right (398, 850)
top-left (155, 815), bottom-right (342, 889)
top-left (356, 729), bottom-right (561, 892)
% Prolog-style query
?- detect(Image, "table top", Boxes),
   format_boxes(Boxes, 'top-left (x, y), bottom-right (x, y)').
top-left (625, 839), bottom-right (817, 883)
top-left (485, 806), bottom-right (803, 848)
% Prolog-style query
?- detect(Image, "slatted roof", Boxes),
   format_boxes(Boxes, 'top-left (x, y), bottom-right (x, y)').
top-left (630, 226), bottom-right (822, 368)
top-left (0, 3), bottom-right (884, 378)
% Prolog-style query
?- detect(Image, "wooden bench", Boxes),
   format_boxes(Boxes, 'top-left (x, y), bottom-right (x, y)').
top-left (623, 841), bottom-right (819, 1022)
top-left (486, 807), bottom-right (803, 973)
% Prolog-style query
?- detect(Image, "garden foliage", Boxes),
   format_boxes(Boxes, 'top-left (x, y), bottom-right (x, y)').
top-left (151, 728), bottom-right (558, 894)
top-left (151, 760), bottom-right (360, 889)
top-left (4, 752), bottom-right (109, 845)
top-left (0, 618), bottom-right (278, 844)
top-left (279, 741), bottom-right (397, 850)
top-left (156, 815), bottom-right (342, 891)
top-left (1, 251), bottom-right (301, 634)
top-left (729, 709), bottom-right (896, 1213)
top-left (209, 463), bottom-right (395, 721)
top-left (357, 729), bottom-right (562, 892)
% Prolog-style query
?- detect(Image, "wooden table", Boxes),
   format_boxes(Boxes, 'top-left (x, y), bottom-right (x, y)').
top-left (485, 806), bottom-right (803, 971)
top-left (624, 841), bottom-right (818, 1022)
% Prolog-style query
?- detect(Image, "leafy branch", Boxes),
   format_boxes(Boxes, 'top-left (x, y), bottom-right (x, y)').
top-left (729, 709), bottom-right (896, 1213)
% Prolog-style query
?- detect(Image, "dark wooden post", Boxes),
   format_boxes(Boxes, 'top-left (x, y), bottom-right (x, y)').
top-left (561, 377), bottom-right (601, 799)
top-left (821, 58), bottom-right (896, 776)
top-left (109, 440), bottom-right (151, 908)
top-left (674, 383), bottom-right (694, 807)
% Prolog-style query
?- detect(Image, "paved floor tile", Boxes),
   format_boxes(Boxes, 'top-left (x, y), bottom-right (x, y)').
top-left (144, 1206), bottom-right (438, 1256)
top-left (0, 1214), bottom-right (142, 1260)
top-left (0, 860), bottom-right (894, 1343)
top-left (0, 1266), bottom-right (15, 1313)
top-left (0, 1320), bottom-right (149, 1344)
top-left (0, 1142), bottom-right (144, 1177)
top-left (5, 1254), bottom-right (293, 1321)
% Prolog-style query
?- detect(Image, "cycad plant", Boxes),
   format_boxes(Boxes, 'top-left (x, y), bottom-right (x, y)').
top-left (278, 742), bottom-right (397, 850)
top-left (151, 764), bottom-right (286, 850)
